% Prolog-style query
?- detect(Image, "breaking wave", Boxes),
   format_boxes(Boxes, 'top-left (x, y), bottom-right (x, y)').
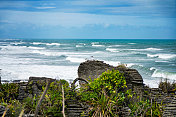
top-left (32, 42), bottom-right (46, 45)
top-left (150, 67), bottom-right (156, 71)
top-left (76, 45), bottom-right (83, 48)
top-left (10, 42), bottom-right (26, 45)
top-left (91, 42), bottom-right (104, 47)
top-left (152, 69), bottom-right (176, 80)
top-left (145, 48), bottom-right (163, 51)
top-left (155, 60), bottom-right (169, 63)
top-left (108, 45), bottom-right (124, 47)
top-left (28, 47), bottom-right (45, 50)
top-left (127, 48), bottom-right (162, 51)
top-left (32, 50), bottom-right (61, 56)
top-left (104, 61), bottom-right (121, 66)
top-left (147, 54), bottom-right (176, 59)
top-left (66, 57), bottom-right (85, 63)
top-left (92, 44), bottom-right (104, 47)
top-left (0, 45), bottom-right (27, 51)
top-left (126, 63), bottom-right (135, 68)
top-left (106, 48), bottom-right (119, 52)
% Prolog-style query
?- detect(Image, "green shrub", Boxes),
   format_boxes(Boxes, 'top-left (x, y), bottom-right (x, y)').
top-left (0, 83), bottom-right (19, 102)
top-left (129, 99), bottom-right (164, 117)
top-left (79, 69), bottom-right (132, 116)
top-left (39, 79), bottom-right (69, 116)
top-left (159, 79), bottom-right (176, 93)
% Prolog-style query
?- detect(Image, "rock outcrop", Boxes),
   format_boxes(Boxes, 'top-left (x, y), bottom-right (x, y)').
top-left (17, 77), bottom-right (54, 101)
top-left (78, 60), bottom-right (144, 95)
top-left (78, 60), bottom-right (176, 116)
top-left (163, 96), bottom-right (176, 117)
top-left (66, 97), bottom-right (89, 117)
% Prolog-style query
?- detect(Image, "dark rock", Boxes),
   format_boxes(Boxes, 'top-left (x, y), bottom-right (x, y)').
top-left (78, 60), bottom-right (144, 92)
top-left (0, 105), bottom-right (10, 117)
top-left (12, 80), bottom-right (21, 83)
top-left (28, 77), bottom-right (54, 82)
top-left (1, 80), bottom-right (9, 83)
top-left (0, 105), bottom-right (5, 116)
top-left (163, 97), bottom-right (176, 117)
top-left (66, 99), bottom-right (88, 117)
top-left (17, 77), bottom-right (55, 101)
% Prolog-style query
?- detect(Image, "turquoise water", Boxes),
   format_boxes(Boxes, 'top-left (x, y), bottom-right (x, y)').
top-left (0, 39), bottom-right (176, 87)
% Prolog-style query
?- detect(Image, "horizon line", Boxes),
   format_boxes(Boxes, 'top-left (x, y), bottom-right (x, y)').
top-left (0, 38), bottom-right (176, 40)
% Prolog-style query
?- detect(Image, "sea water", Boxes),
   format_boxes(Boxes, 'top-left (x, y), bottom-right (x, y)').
top-left (0, 39), bottom-right (176, 87)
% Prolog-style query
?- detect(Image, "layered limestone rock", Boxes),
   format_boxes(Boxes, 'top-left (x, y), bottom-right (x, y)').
top-left (17, 77), bottom-right (54, 101)
top-left (78, 60), bottom-right (144, 92)
top-left (163, 96), bottom-right (176, 117)
top-left (78, 60), bottom-right (176, 116)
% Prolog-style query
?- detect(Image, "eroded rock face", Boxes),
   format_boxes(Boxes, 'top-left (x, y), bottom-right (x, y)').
top-left (17, 77), bottom-right (54, 101)
top-left (78, 60), bottom-right (144, 90)
top-left (163, 97), bottom-right (176, 117)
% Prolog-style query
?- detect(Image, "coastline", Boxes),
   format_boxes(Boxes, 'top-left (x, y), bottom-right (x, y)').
top-left (0, 60), bottom-right (176, 116)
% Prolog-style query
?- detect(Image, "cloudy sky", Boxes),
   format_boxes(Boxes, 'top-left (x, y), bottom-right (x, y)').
top-left (0, 0), bottom-right (175, 39)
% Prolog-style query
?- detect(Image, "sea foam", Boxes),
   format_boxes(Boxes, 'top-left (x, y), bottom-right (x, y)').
top-left (92, 44), bottom-right (104, 47)
top-left (76, 45), bottom-right (83, 48)
top-left (0, 65), bottom-right (78, 81)
top-left (104, 61), bottom-right (121, 66)
top-left (32, 42), bottom-right (46, 45)
top-left (145, 48), bottom-right (163, 51)
top-left (106, 48), bottom-right (119, 52)
top-left (66, 57), bottom-right (85, 63)
top-left (152, 69), bottom-right (176, 80)
top-left (28, 47), bottom-right (45, 50)
top-left (32, 50), bottom-right (61, 56)
top-left (127, 48), bottom-right (162, 51)
top-left (147, 54), bottom-right (176, 59)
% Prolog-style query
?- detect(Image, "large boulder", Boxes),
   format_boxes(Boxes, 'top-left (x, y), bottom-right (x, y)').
top-left (78, 60), bottom-right (144, 92)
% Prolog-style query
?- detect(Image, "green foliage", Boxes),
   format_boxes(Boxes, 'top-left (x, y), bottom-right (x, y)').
top-left (79, 69), bottom-right (132, 116)
top-left (23, 94), bottom-right (38, 114)
top-left (24, 79), bottom-right (70, 116)
top-left (39, 80), bottom-right (69, 116)
top-left (8, 99), bottom-right (23, 117)
top-left (146, 100), bottom-right (164, 117)
top-left (0, 74), bottom-right (168, 116)
top-left (0, 79), bottom-right (70, 116)
top-left (159, 79), bottom-right (176, 93)
top-left (0, 83), bottom-right (19, 102)
top-left (0, 99), bottom-right (23, 117)
top-left (129, 99), bottom-right (150, 116)
top-left (129, 99), bottom-right (164, 117)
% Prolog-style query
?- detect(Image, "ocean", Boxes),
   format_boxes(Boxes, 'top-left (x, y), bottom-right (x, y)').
top-left (0, 39), bottom-right (176, 88)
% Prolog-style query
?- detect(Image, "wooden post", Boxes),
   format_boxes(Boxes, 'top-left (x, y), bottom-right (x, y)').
top-left (62, 85), bottom-right (66, 117)
top-left (19, 109), bottom-right (24, 117)
top-left (2, 108), bottom-right (7, 117)
top-left (151, 99), bottom-right (152, 117)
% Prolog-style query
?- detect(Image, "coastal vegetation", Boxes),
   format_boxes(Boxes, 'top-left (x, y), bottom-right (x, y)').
top-left (0, 69), bottom-right (175, 116)
top-left (78, 69), bottom-right (131, 116)
top-left (159, 79), bottom-right (176, 94)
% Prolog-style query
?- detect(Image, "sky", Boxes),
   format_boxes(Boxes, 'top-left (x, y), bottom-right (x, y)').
top-left (0, 0), bottom-right (176, 39)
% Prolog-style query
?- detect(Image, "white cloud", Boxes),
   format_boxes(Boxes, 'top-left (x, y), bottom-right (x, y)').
top-left (0, 10), bottom-right (175, 28)
top-left (35, 6), bottom-right (56, 9)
